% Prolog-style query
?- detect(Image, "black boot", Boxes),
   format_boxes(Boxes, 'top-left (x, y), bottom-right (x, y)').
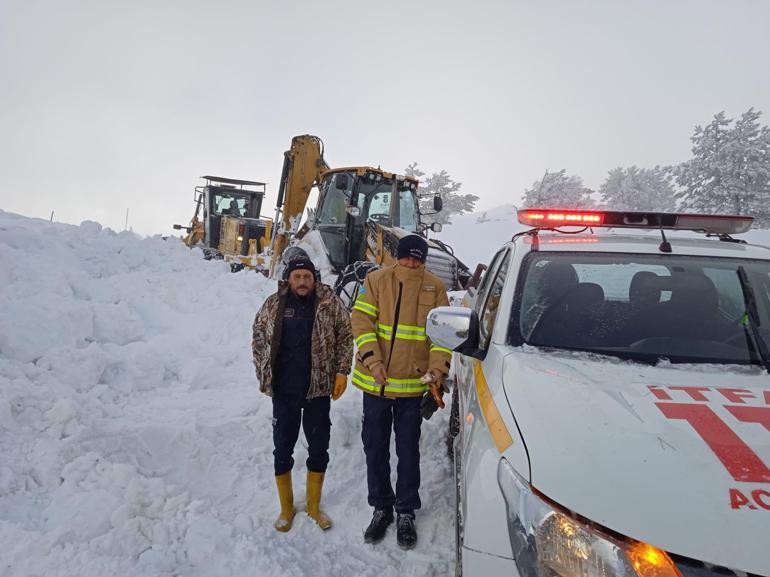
top-left (364, 508), bottom-right (394, 544)
top-left (396, 513), bottom-right (417, 550)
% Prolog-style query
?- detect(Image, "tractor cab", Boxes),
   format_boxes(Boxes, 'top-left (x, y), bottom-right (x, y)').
top-left (174, 175), bottom-right (272, 270)
top-left (199, 176), bottom-right (266, 249)
top-left (314, 167), bottom-right (433, 271)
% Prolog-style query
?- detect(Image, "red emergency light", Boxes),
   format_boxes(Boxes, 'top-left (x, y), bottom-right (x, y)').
top-left (517, 209), bottom-right (753, 235)
top-left (518, 210), bottom-right (605, 226)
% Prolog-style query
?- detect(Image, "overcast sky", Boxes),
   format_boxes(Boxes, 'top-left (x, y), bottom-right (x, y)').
top-left (1, 0), bottom-right (769, 236)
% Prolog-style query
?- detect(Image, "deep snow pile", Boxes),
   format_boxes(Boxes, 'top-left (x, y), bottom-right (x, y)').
top-left (0, 210), bottom-right (454, 577)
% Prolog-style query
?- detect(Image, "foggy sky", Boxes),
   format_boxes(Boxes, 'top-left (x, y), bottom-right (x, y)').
top-left (1, 0), bottom-right (769, 236)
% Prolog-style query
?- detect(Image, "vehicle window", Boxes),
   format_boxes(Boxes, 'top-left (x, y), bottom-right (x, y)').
top-left (479, 251), bottom-right (510, 348)
top-left (317, 184), bottom-right (348, 225)
top-left (368, 192), bottom-right (391, 223)
top-left (214, 195), bottom-right (247, 217)
top-left (474, 249), bottom-right (506, 316)
top-left (512, 252), bottom-right (770, 366)
top-left (396, 188), bottom-right (418, 232)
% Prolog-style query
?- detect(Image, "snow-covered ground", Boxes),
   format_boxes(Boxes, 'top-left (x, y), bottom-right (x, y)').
top-left (3, 205), bottom-right (770, 577)
top-left (0, 210), bottom-right (454, 577)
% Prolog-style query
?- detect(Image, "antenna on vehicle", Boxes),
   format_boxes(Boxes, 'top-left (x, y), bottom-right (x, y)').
top-left (657, 221), bottom-right (672, 253)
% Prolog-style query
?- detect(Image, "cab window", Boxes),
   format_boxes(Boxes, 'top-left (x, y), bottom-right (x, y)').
top-left (397, 188), bottom-right (418, 231)
top-left (368, 192), bottom-right (392, 224)
top-left (214, 195), bottom-right (246, 217)
top-left (317, 184), bottom-right (348, 225)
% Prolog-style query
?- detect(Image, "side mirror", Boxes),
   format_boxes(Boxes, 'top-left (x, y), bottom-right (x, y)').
top-left (433, 195), bottom-right (443, 212)
top-left (430, 222), bottom-right (443, 233)
top-left (335, 173), bottom-right (349, 191)
top-left (173, 224), bottom-right (183, 230)
top-left (426, 306), bottom-right (483, 359)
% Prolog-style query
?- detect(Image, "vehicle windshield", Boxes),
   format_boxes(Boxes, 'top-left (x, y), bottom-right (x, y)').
top-left (213, 194), bottom-right (249, 217)
top-left (512, 252), bottom-right (770, 366)
top-left (360, 179), bottom-right (418, 232)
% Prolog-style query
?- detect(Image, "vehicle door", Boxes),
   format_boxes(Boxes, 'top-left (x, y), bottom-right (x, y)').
top-left (455, 247), bottom-right (510, 409)
top-left (315, 173), bottom-right (353, 270)
top-left (458, 245), bottom-right (519, 557)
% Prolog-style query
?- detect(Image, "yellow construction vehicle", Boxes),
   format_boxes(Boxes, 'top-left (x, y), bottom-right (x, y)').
top-left (269, 135), bottom-right (470, 302)
top-left (174, 176), bottom-right (273, 271)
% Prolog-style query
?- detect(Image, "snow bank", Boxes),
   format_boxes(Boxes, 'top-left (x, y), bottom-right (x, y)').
top-left (0, 210), bottom-right (455, 577)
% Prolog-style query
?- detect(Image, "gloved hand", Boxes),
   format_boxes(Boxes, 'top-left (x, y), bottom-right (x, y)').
top-left (420, 370), bottom-right (445, 409)
top-left (420, 391), bottom-right (440, 420)
top-left (332, 374), bottom-right (347, 401)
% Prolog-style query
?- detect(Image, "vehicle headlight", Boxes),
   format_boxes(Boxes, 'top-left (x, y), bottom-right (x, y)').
top-left (497, 459), bottom-right (681, 577)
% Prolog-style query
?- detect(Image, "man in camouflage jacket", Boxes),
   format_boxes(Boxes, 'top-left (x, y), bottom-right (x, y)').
top-left (252, 256), bottom-right (353, 532)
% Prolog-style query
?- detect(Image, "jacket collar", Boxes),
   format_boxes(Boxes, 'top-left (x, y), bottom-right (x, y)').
top-left (393, 263), bottom-right (426, 283)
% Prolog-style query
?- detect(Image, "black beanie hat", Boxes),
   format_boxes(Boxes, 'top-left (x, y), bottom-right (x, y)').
top-left (397, 234), bottom-right (428, 263)
top-left (285, 256), bottom-right (317, 277)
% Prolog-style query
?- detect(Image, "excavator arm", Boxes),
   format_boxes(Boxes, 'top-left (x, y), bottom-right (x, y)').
top-left (268, 135), bottom-right (329, 277)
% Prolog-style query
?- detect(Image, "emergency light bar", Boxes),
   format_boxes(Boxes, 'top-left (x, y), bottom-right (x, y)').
top-left (517, 209), bottom-right (753, 235)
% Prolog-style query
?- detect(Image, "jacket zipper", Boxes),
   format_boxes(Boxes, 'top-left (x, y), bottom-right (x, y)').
top-left (382, 281), bottom-right (403, 396)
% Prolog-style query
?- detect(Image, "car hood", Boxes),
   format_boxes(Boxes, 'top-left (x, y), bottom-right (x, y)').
top-left (502, 349), bottom-right (769, 575)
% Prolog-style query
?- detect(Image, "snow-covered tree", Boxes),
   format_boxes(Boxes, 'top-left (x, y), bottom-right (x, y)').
top-left (675, 108), bottom-right (770, 227)
top-left (405, 163), bottom-right (479, 225)
top-left (522, 169), bottom-right (595, 208)
top-left (599, 166), bottom-right (676, 211)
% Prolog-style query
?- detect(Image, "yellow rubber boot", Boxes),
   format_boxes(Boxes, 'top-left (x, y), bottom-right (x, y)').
top-left (306, 471), bottom-right (332, 530)
top-left (274, 472), bottom-right (296, 532)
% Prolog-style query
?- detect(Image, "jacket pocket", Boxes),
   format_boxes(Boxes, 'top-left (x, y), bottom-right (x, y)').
top-left (412, 356), bottom-right (429, 376)
top-left (417, 291), bottom-right (436, 325)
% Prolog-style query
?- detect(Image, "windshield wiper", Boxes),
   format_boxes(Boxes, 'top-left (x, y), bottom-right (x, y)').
top-left (736, 266), bottom-right (770, 373)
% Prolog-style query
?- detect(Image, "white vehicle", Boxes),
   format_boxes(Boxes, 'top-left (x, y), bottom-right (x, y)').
top-left (427, 209), bottom-right (770, 577)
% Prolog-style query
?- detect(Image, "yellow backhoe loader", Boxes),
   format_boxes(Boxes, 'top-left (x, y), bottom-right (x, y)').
top-left (269, 135), bottom-right (470, 304)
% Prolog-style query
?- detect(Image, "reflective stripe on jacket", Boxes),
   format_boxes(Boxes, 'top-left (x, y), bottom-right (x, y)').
top-left (351, 264), bottom-right (451, 398)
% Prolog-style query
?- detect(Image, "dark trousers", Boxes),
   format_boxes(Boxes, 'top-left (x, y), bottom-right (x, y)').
top-left (272, 395), bottom-right (331, 476)
top-left (361, 393), bottom-right (422, 514)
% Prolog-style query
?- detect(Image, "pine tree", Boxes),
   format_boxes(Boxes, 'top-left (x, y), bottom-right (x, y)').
top-left (405, 163), bottom-right (479, 225)
top-left (599, 166), bottom-right (676, 211)
top-left (522, 170), bottom-right (595, 208)
top-left (675, 109), bottom-right (770, 227)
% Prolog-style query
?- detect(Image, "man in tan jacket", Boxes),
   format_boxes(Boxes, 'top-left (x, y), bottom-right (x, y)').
top-left (351, 234), bottom-right (452, 549)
